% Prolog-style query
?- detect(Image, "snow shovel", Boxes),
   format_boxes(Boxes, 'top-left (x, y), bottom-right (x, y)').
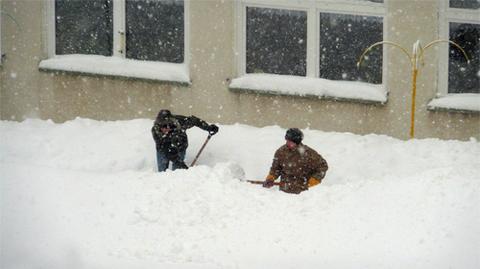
top-left (190, 134), bottom-right (212, 166)
top-left (246, 180), bottom-right (281, 186)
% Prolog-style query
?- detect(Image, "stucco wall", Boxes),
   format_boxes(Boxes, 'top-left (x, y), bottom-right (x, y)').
top-left (383, 0), bottom-right (479, 140)
top-left (0, 0), bottom-right (478, 140)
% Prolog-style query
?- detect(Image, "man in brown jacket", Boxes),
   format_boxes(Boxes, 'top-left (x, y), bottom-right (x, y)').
top-left (263, 128), bottom-right (328, 194)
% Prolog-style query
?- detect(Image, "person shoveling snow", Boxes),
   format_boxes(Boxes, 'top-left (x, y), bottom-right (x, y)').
top-left (151, 109), bottom-right (219, 172)
top-left (262, 128), bottom-right (329, 194)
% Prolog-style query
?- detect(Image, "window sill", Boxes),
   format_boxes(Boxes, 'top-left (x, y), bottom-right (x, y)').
top-left (229, 74), bottom-right (387, 104)
top-left (39, 55), bottom-right (190, 85)
top-left (427, 94), bottom-right (480, 114)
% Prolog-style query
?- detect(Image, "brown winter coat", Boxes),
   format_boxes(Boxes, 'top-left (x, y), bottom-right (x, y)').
top-left (269, 144), bottom-right (328, 194)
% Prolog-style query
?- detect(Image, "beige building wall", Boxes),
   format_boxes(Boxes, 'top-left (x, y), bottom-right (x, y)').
top-left (0, 0), bottom-right (479, 140)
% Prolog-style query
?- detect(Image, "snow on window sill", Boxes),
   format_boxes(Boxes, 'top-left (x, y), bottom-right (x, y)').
top-left (39, 55), bottom-right (190, 84)
top-left (427, 94), bottom-right (480, 114)
top-left (229, 74), bottom-right (387, 104)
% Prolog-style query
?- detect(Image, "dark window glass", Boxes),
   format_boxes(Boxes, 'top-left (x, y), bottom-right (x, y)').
top-left (246, 7), bottom-right (307, 76)
top-left (449, 0), bottom-right (480, 9)
top-left (320, 13), bottom-right (383, 84)
top-left (55, 0), bottom-right (113, 56)
top-left (126, 0), bottom-right (184, 63)
top-left (448, 22), bottom-right (480, 93)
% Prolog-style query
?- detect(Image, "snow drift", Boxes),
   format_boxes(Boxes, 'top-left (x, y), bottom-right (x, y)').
top-left (1, 118), bottom-right (479, 269)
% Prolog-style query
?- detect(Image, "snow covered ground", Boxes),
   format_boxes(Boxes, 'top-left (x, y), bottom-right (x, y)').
top-left (1, 118), bottom-right (479, 269)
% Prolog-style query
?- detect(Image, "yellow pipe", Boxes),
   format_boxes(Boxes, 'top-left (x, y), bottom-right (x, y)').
top-left (357, 41), bottom-right (412, 68)
top-left (358, 39), bottom-right (469, 140)
top-left (421, 39), bottom-right (470, 64)
top-left (358, 40), bottom-right (415, 139)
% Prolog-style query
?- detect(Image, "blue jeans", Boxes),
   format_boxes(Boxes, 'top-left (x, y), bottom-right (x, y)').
top-left (156, 149), bottom-right (186, 172)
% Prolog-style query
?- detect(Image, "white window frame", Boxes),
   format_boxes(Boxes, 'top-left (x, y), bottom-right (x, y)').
top-left (40, 0), bottom-right (190, 83)
top-left (428, 1), bottom-right (480, 112)
top-left (438, 1), bottom-right (480, 97)
top-left (0, 0), bottom-right (3, 66)
top-left (232, 0), bottom-right (387, 103)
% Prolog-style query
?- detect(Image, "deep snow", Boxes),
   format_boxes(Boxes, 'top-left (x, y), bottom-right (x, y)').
top-left (1, 118), bottom-right (479, 269)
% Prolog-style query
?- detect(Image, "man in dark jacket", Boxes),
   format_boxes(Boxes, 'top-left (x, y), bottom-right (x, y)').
top-left (263, 128), bottom-right (328, 194)
top-left (152, 109), bottom-right (219, 172)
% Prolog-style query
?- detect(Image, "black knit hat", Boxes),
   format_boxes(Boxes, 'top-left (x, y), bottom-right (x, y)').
top-left (285, 128), bottom-right (303, 144)
top-left (157, 109), bottom-right (172, 120)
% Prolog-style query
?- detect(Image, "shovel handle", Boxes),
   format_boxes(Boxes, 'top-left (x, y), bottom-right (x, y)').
top-left (190, 134), bottom-right (212, 167)
top-left (246, 180), bottom-right (281, 186)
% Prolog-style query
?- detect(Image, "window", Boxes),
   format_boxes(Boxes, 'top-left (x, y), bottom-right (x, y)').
top-left (0, 0), bottom-right (2, 64)
top-left (429, 0), bottom-right (480, 112)
top-left (54, 0), bottom-right (184, 62)
top-left (441, 0), bottom-right (480, 94)
top-left (239, 1), bottom-right (384, 82)
top-left (233, 0), bottom-right (386, 103)
top-left (319, 12), bottom-right (382, 84)
top-left (448, 22), bottom-right (479, 93)
top-left (246, 7), bottom-right (307, 76)
top-left (125, 0), bottom-right (184, 63)
top-left (42, 0), bottom-right (189, 82)
top-left (55, 0), bottom-right (113, 56)
top-left (449, 0), bottom-right (480, 9)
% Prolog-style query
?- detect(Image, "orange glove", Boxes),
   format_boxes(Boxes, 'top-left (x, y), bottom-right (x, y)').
top-left (308, 177), bottom-right (321, 187)
top-left (263, 174), bottom-right (276, 188)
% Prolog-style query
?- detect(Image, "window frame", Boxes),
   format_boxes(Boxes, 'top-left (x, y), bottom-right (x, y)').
top-left (0, 0), bottom-right (3, 66)
top-left (234, 0), bottom-right (387, 84)
top-left (438, 0), bottom-right (480, 97)
top-left (43, 0), bottom-right (190, 83)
